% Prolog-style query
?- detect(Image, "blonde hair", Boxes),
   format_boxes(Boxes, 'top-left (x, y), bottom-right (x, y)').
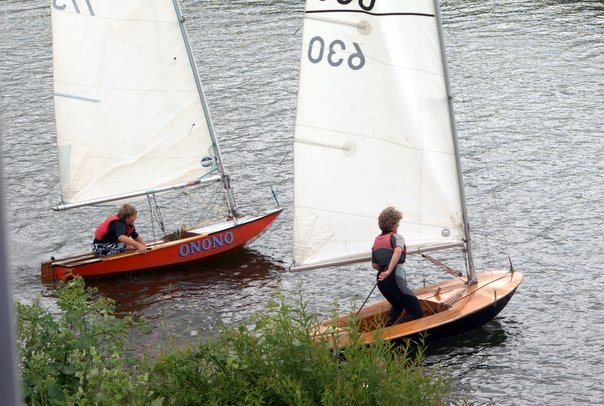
top-left (117, 204), bottom-right (137, 221)
top-left (378, 206), bottom-right (402, 232)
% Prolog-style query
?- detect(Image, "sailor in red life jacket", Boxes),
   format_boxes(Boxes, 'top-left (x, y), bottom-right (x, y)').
top-left (92, 204), bottom-right (148, 257)
top-left (371, 207), bottom-right (423, 326)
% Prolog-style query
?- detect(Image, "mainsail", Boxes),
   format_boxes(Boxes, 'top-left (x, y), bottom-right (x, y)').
top-left (293, 0), bottom-right (468, 271)
top-left (42, 0), bottom-right (284, 281)
top-left (51, 0), bottom-right (221, 209)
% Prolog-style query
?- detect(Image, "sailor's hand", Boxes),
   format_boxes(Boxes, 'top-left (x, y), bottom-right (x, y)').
top-left (138, 246), bottom-right (148, 254)
top-left (378, 270), bottom-right (390, 281)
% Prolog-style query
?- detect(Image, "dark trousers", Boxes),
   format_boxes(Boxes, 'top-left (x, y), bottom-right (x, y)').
top-left (377, 272), bottom-right (423, 326)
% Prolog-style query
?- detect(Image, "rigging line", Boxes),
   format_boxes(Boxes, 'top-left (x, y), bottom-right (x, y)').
top-left (186, 5), bottom-right (242, 128)
top-left (147, 196), bottom-right (157, 242)
top-left (147, 194), bottom-right (166, 236)
top-left (421, 253), bottom-right (465, 280)
top-left (178, 4), bottom-right (236, 217)
top-left (441, 28), bottom-right (490, 259)
top-left (154, 195), bottom-right (166, 234)
top-left (279, 151), bottom-right (289, 166)
top-left (187, 182), bottom-right (222, 225)
top-left (444, 21), bottom-right (514, 264)
top-left (271, 186), bottom-right (280, 207)
top-left (418, 288), bottom-right (448, 315)
top-left (422, 285), bottom-right (465, 303)
top-left (444, 284), bottom-right (469, 307)
top-left (447, 270), bottom-right (515, 306)
top-left (356, 282), bottom-right (378, 316)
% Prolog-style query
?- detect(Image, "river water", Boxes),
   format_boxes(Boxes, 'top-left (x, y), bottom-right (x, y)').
top-left (1, 1), bottom-right (603, 404)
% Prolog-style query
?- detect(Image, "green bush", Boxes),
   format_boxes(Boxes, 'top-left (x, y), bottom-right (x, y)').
top-left (148, 293), bottom-right (452, 405)
top-left (16, 277), bottom-right (150, 405)
top-left (16, 278), bottom-right (455, 405)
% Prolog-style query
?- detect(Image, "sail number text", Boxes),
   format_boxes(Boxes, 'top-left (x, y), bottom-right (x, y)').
top-left (52, 0), bottom-right (95, 16)
top-left (308, 36), bottom-right (365, 70)
top-left (319, 0), bottom-right (376, 11)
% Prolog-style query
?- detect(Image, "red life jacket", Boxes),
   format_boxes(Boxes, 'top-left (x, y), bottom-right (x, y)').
top-left (94, 215), bottom-right (134, 241)
top-left (372, 232), bottom-right (406, 271)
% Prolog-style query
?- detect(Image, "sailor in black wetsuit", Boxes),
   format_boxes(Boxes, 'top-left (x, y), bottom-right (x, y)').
top-left (371, 206), bottom-right (423, 326)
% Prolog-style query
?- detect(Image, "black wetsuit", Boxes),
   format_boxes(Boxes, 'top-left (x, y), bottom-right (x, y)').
top-left (372, 232), bottom-right (423, 326)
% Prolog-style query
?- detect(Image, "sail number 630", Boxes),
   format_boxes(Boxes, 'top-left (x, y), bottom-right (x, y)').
top-left (307, 36), bottom-right (365, 70)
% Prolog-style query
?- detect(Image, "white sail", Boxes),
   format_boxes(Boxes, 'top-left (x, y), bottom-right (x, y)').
top-left (293, 0), bottom-right (465, 270)
top-left (51, 0), bottom-right (219, 207)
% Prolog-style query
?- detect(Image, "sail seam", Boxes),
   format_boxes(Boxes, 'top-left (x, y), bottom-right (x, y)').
top-left (305, 10), bottom-right (434, 18)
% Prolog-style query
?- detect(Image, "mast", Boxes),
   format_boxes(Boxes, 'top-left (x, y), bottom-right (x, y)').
top-left (171, 0), bottom-right (238, 217)
top-left (433, 0), bottom-right (476, 282)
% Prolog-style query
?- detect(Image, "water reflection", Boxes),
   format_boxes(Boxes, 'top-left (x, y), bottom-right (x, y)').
top-left (87, 249), bottom-right (284, 315)
top-left (427, 320), bottom-right (509, 358)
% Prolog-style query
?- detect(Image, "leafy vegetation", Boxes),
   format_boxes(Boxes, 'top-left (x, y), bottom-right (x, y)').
top-left (16, 277), bottom-right (455, 405)
top-left (16, 277), bottom-right (150, 405)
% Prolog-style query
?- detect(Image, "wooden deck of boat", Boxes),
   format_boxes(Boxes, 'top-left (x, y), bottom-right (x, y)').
top-left (316, 270), bottom-right (523, 347)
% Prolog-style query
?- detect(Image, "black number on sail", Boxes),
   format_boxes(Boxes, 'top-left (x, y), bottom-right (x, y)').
top-left (327, 40), bottom-right (345, 67)
top-left (308, 36), bottom-right (365, 71)
top-left (308, 36), bottom-right (325, 64)
top-left (348, 43), bottom-right (365, 70)
top-left (319, 0), bottom-right (375, 11)
top-left (358, 0), bottom-right (375, 11)
top-left (52, 0), bottom-right (95, 16)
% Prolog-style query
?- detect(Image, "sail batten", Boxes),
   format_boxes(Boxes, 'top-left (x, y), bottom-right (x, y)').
top-left (293, 0), bottom-right (465, 269)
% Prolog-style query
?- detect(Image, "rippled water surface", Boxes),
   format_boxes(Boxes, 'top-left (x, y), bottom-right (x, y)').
top-left (1, 1), bottom-right (603, 404)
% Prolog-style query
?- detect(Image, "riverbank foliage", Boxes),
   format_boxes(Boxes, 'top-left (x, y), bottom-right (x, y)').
top-left (16, 277), bottom-right (454, 405)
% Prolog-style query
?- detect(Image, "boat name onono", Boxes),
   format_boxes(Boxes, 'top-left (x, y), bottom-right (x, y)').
top-left (178, 232), bottom-right (235, 257)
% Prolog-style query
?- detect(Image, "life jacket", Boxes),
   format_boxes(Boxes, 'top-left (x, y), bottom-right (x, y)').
top-left (372, 232), bottom-right (406, 271)
top-left (94, 215), bottom-right (134, 241)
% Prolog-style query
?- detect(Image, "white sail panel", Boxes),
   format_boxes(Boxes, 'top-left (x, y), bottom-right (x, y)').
top-left (293, 0), bottom-right (465, 268)
top-left (51, 0), bottom-right (216, 205)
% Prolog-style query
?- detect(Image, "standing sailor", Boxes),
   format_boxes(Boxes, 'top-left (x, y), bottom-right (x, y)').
top-left (372, 207), bottom-right (423, 326)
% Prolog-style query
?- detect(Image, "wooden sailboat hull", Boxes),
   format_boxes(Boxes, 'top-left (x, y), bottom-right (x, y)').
top-left (41, 208), bottom-right (282, 282)
top-left (316, 270), bottom-right (523, 347)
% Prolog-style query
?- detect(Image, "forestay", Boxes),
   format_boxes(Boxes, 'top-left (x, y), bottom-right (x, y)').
top-left (51, 0), bottom-right (220, 209)
top-left (293, 0), bottom-right (466, 270)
